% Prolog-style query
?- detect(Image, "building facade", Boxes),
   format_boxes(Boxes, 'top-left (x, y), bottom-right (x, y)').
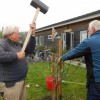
top-left (35, 10), bottom-right (100, 51)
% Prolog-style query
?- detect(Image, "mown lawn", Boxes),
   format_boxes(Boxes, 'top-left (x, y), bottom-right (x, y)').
top-left (26, 62), bottom-right (87, 100)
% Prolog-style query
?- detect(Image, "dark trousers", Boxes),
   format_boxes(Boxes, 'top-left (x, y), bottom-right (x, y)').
top-left (87, 83), bottom-right (100, 100)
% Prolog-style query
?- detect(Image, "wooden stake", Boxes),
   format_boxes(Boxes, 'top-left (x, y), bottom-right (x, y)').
top-left (58, 38), bottom-right (62, 100)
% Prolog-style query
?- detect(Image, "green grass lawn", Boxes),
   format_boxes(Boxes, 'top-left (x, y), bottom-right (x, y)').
top-left (26, 62), bottom-right (87, 100)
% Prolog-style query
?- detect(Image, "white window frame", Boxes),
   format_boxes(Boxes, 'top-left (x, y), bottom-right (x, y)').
top-left (48, 35), bottom-right (52, 39)
top-left (39, 36), bottom-right (44, 45)
top-left (70, 32), bottom-right (74, 49)
top-left (36, 37), bottom-right (38, 45)
top-left (80, 30), bottom-right (88, 43)
top-left (62, 33), bottom-right (66, 50)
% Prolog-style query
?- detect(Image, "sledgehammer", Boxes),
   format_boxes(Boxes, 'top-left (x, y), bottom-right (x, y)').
top-left (22, 0), bottom-right (49, 52)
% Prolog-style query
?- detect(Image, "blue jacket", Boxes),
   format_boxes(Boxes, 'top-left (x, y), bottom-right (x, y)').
top-left (0, 36), bottom-right (35, 82)
top-left (61, 30), bottom-right (100, 83)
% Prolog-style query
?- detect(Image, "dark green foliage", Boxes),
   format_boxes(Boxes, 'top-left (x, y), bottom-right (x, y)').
top-left (36, 45), bottom-right (46, 52)
top-left (50, 47), bottom-right (57, 53)
top-left (0, 32), bottom-right (3, 38)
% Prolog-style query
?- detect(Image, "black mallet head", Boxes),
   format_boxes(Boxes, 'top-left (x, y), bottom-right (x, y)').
top-left (30, 0), bottom-right (49, 14)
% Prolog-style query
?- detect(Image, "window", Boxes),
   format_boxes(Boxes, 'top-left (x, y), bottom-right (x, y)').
top-left (62, 33), bottom-right (66, 50)
top-left (39, 36), bottom-right (44, 45)
top-left (80, 30), bottom-right (88, 43)
top-left (36, 37), bottom-right (38, 45)
top-left (48, 35), bottom-right (52, 39)
top-left (70, 32), bottom-right (74, 49)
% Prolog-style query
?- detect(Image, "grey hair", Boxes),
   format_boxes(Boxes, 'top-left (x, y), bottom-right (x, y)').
top-left (2, 25), bottom-right (19, 36)
top-left (89, 20), bottom-right (100, 31)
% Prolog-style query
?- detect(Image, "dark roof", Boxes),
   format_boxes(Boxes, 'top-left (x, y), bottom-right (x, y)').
top-left (36, 10), bottom-right (100, 32)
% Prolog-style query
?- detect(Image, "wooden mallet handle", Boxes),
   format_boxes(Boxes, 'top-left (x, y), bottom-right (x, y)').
top-left (21, 7), bottom-right (40, 52)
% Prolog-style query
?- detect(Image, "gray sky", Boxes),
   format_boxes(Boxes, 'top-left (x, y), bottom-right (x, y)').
top-left (0, 0), bottom-right (100, 31)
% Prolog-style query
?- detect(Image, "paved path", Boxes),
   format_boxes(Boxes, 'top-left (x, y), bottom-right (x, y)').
top-left (65, 60), bottom-right (86, 68)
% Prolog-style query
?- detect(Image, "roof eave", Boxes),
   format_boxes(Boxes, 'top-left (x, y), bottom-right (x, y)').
top-left (36, 11), bottom-right (100, 32)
